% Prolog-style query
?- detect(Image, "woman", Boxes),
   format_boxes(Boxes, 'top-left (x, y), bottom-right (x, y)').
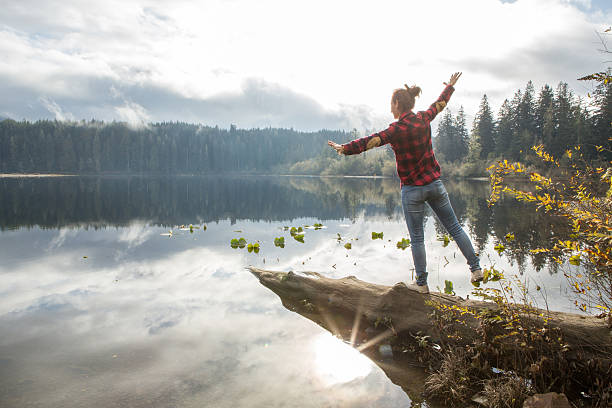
top-left (328, 72), bottom-right (482, 294)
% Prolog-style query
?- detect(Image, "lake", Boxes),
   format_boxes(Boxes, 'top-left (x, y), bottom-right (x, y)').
top-left (0, 175), bottom-right (581, 407)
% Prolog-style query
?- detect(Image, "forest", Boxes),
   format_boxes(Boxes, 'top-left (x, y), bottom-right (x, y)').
top-left (0, 79), bottom-right (609, 176)
top-left (434, 79), bottom-right (611, 176)
top-left (0, 121), bottom-right (351, 174)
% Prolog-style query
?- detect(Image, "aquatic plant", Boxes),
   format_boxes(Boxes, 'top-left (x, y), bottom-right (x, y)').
top-left (396, 238), bottom-right (410, 250)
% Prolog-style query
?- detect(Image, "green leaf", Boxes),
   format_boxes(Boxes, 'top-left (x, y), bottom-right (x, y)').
top-left (231, 237), bottom-right (247, 249)
top-left (274, 237), bottom-right (285, 248)
top-left (396, 238), bottom-right (411, 250)
top-left (569, 254), bottom-right (581, 266)
top-left (437, 235), bottom-right (451, 247)
top-left (444, 280), bottom-right (455, 295)
top-left (483, 267), bottom-right (503, 283)
top-left (294, 234), bottom-right (304, 243)
top-left (314, 223), bottom-right (323, 230)
top-left (344, 242), bottom-right (352, 250)
top-left (371, 232), bottom-right (383, 240)
top-left (246, 243), bottom-right (259, 253)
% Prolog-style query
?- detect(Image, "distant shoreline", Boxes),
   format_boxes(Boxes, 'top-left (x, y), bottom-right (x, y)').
top-left (0, 173), bottom-right (76, 178)
top-left (0, 172), bottom-right (493, 182)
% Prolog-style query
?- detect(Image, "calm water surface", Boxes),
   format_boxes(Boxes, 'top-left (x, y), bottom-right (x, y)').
top-left (0, 176), bottom-right (580, 407)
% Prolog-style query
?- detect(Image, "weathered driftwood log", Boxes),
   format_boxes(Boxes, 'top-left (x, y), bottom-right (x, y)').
top-left (249, 267), bottom-right (612, 403)
top-left (248, 267), bottom-right (611, 360)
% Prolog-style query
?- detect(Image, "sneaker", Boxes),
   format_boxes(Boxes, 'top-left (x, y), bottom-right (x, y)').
top-left (406, 281), bottom-right (429, 294)
top-left (471, 269), bottom-right (484, 285)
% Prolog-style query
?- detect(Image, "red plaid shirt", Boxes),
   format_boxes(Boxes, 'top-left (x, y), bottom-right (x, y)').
top-left (342, 85), bottom-right (455, 186)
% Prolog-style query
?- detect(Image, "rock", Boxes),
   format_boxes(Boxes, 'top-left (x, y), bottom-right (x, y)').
top-left (523, 393), bottom-right (571, 408)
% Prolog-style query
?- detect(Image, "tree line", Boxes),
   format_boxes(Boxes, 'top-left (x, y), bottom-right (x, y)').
top-left (0, 120), bottom-right (351, 174)
top-left (286, 78), bottom-right (610, 177)
top-left (0, 79), bottom-right (609, 175)
top-left (435, 79), bottom-right (611, 171)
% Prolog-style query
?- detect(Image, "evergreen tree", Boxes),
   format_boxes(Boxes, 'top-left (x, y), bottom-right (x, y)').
top-left (454, 106), bottom-right (469, 162)
top-left (516, 81), bottom-right (537, 156)
top-left (472, 94), bottom-right (496, 160)
top-left (535, 84), bottom-right (554, 144)
top-left (434, 108), bottom-right (468, 163)
top-left (495, 99), bottom-right (514, 158)
top-left (590, 71), bottom-right (612, 161)
top-left (552, 82), bottom-right (576, 158)
top-left (508, 89), bottom-right (523, 160)
top-left (434, 110), bottom-right (457, 162)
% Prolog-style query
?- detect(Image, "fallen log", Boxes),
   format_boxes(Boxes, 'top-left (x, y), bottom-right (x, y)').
top-left (248, 267), bottom-right (612, 403)
top-left (248, 267), bottom-right (611, 355)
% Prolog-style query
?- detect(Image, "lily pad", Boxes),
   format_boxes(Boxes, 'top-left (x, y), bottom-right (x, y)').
top-left (274, 237), bottom-right (285, 248)
top-left (247, 242), bottom-right (261, 253)
top-left (437, 235), bottom-right (451, 247)
top-left (231, 237), bottom-right (247, 249)
top-left (396, 238), bottom-right (411, 250)
top-left (444, 280), bottom-right (455, 295)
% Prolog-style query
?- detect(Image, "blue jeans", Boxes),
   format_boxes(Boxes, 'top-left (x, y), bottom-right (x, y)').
top-left (401, 179), bottom-right (480, 286)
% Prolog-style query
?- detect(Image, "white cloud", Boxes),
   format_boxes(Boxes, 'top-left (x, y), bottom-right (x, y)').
top-left (47, 227), bottom-right (79, 250)
top-left (0, 0), bottom-right (610, 129)
top-left (38, 96), bottom-right (75, 121)
top-left (563, 0), bottom-right (592, 9)
top-left (117, 221), bottom-right (156, 249)
top-left (114, 101), bottom-right (151, 127)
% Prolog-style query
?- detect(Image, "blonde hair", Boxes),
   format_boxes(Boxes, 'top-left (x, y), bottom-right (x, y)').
top-left (392, 84), bottom-right (422, 112)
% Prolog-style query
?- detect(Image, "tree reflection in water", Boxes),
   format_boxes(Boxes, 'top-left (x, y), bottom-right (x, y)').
top-left (0, 175), bottom-right (570, 275)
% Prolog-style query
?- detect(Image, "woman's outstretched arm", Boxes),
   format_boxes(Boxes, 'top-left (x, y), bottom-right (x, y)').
top-left (328, 124), bottom-right (399, 156)
top-left (420, 72), bottom-right (462, 123)
top-left (327, 140), bottom-right (345, 155)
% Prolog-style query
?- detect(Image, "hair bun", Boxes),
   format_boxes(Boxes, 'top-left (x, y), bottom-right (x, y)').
top-left (406, 85), bottom-right (422, 97)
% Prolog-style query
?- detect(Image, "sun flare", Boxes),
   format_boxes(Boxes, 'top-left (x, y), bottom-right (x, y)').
top-left (313, 332), bottom-right (373, 386)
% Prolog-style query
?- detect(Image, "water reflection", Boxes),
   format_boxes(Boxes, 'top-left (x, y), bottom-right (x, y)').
top-left (0, 175), bottom-right (577, 407)
top-left (1, 175), bottom-right (567, 273)
top-left (313, 332), bottom-right (373, 386)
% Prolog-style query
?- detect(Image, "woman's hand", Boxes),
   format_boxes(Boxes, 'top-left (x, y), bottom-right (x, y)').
top-left (444, 72), bottom-right (462, 87)
top-left (327, 140), bottom-right (345, 155)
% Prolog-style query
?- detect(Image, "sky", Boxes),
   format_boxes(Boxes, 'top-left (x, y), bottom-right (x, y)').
top-left (0, 0), bottom-right (610, 132)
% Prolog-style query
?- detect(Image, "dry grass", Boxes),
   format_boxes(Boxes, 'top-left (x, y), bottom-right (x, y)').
top-left (482, 375), bottom-right (532, 408)
top-left (424, 350), bottom-right (475, 405)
